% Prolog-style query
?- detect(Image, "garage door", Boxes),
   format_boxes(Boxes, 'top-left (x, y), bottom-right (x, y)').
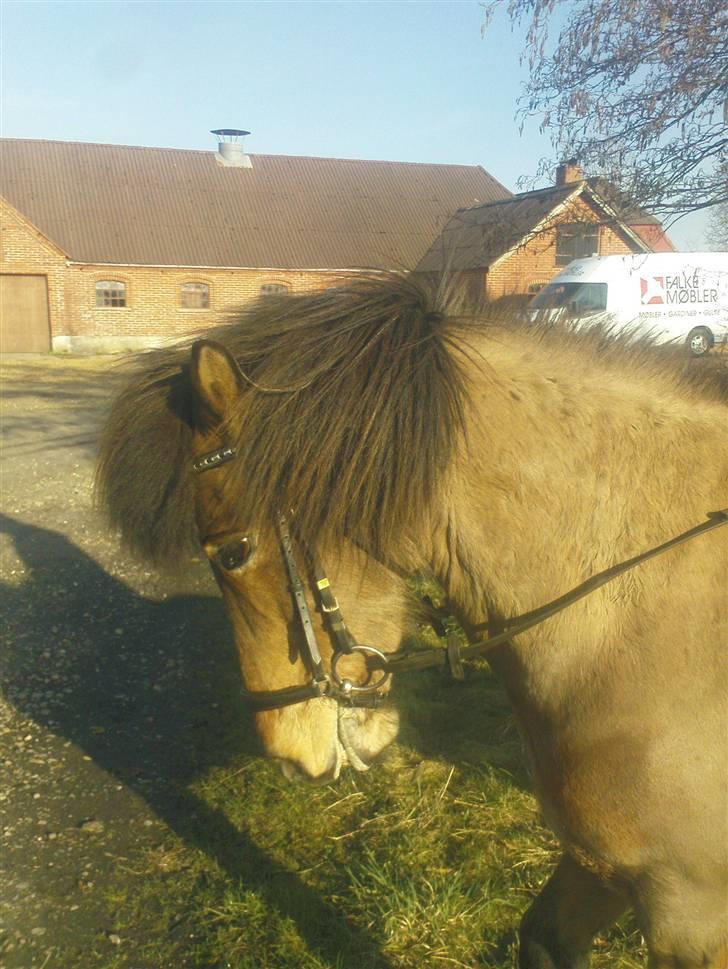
top-left (0, 275), bottom-right (51, 353)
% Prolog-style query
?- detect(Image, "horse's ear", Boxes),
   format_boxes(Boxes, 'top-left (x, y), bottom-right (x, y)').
top-left (190, 340), bottom-right (243, 428)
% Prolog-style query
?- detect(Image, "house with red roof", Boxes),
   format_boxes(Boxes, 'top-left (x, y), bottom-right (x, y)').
top-left (0, 133), bottom-right (509, 351)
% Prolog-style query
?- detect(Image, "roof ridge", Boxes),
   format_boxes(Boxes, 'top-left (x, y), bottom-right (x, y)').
top-left (0, 137), bottom-right (493, 172)
top-left (0, 137), bottom-right (213, 155)
top-left (451, 183), bottom-right (577, 215)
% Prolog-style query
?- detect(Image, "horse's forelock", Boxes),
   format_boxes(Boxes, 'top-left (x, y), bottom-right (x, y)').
top-left (96, 356), bottom-right (199, 566)
top-left (218, 273), bottom-right (469, 556)
top-left (95, 273), bottom-right (468, 567)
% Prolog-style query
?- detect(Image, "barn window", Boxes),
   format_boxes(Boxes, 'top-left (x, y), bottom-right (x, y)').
top-left (260, 282), bottom-right (290, 296)
top-left (95, 280), bottom-right (127, 307)
top-left (181, 282), bottom-right (210, 309)
top-left (555, 223), bottom-right (600, 266)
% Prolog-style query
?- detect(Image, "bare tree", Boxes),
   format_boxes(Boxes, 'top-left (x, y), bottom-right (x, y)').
top-left (488, 0), bottom-right (728, 222)
top-left (705, 203), bottom-right (728, 249)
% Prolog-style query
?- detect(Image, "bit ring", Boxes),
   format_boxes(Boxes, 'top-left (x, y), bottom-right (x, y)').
top-left (331, 644), bottom-right (391, 694)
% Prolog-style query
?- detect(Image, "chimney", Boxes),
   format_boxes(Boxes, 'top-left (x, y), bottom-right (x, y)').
top-left (211, 128), bottom-right (252, 168)
top-left (555, 159), bottom-right (583, 186)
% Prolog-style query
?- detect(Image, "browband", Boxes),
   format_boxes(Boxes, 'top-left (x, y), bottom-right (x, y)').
top-left (192, 446), bottom-right (237, 473)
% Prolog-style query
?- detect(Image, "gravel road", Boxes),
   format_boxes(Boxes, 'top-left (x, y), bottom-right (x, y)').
top-left (0, 355), bottom-right (246, 968)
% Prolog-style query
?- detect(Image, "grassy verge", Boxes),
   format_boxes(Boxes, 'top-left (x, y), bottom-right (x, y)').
top-left (93, 655), bottom-right (646, 969)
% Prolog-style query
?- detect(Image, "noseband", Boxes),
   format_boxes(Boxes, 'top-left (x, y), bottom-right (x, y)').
top-left (194, 445), bottom-right (728, 712)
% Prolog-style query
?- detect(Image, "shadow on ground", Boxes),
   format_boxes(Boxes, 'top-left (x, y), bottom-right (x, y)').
top-left (0, 512), bottom-right (398, 969)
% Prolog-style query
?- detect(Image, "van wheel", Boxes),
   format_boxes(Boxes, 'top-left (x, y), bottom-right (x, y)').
top-left (686, 327), bottom-right (712, 356)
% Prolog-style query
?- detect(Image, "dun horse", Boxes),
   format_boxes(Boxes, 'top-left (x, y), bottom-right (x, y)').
top-left (97, 274), bottom-right (727, 968)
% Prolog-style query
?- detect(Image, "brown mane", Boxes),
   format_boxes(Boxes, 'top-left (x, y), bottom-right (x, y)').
top-left (96, 273), bottom-right (469, 564)
top-left (96, 271), bottom-right (726, 566)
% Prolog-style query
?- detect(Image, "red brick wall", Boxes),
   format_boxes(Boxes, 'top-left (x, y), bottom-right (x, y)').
top-left (0, 199), bottom-right (68, 341)
top-left (1, 197), bottom-right (361, 350)
top-left (63, 264), bottom-right (352, 345)
top-left (484, 195), bottom-right (641, 300)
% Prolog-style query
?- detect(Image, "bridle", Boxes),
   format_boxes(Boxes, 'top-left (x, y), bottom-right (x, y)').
top-left (194, 444), bottom-right (391, 710)
top-left (240, 513), bottom-right (392, 710)
top-left (194, 445), bottom-right (728, 712)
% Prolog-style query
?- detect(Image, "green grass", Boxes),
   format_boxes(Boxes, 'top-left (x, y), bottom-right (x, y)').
top-left (94, 599), bottom-right (648, 969)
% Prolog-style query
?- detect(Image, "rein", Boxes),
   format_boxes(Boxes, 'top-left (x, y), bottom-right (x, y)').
top-left (194, 444), bottom-right (727, 710)
top-left (382, 508), bottom-right (728, 678)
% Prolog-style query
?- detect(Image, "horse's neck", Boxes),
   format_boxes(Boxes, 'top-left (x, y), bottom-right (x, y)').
top-left (428, 332), bottom-right (725, 702)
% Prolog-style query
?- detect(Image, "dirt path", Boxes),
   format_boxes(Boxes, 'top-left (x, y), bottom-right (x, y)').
top-left (0, 356), bottom-right (241, 968)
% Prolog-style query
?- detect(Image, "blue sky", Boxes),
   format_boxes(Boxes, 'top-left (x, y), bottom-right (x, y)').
top-left (0, 0), bottom-right (708, 247)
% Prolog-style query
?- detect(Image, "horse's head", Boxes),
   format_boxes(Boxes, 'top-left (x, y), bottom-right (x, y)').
top-left (186, 340), bottom-right (407, 782)
top-left (98, 276), bottom-right (463, 782)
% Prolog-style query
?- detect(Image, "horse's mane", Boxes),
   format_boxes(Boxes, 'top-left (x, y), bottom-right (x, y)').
top-left (96, 272), bottom-right (470, 565)
top-left (96, 271), bottom-right (727, 567)
top-left (529, 317), bottom-right (728, 405)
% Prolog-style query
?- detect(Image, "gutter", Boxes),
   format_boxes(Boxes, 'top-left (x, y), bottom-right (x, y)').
top-left (64, 262), bottom-right (389, 273)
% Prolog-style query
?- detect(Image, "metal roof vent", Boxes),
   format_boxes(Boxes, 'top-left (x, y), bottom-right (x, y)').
top-left (212, 129), bottom-right (252, 168)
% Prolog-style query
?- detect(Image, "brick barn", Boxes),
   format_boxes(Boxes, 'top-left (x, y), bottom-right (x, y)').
top-left (0, 134), bottom-right (510, 352)
top-left (417, 161), bottom-right (674, 302)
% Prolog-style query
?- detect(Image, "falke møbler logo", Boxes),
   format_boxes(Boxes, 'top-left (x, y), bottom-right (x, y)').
top-left (640, 273), bottom-right (717, 307)
top-left (640, 276), bottom-right (665, 305)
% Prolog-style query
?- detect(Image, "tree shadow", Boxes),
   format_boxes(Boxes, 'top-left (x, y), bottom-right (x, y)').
top-left (0, 512), bottom-right (395, 969)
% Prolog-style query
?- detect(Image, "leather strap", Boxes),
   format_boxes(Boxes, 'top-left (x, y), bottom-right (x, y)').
top-left (311, 552), bottom-right (356, 654)
top-left (277, 514), bottom-right (328, 687)
top-left (192, 446), bottom-right (237, 473)
top-left (239, 682), bottom-right (386, 710)
top-left (381, 509), bottom-right (728, 677)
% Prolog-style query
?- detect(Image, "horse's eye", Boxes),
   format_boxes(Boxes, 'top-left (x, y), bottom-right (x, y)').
top-left (217, 538), bottom-right (252, 571)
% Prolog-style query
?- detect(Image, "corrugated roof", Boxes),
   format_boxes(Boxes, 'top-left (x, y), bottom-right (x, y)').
top-left (417, 185), bottom-right (578, 271)
top-left (0, 138), bottom-right (511, 270)
top-left (417, 180), bottom-right (658, 271)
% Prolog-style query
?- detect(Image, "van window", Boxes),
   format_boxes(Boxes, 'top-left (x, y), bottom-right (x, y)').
top-left (530, 282), bottom-right (608, 315)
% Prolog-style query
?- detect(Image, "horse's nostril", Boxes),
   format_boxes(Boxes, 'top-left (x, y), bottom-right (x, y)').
top-left (278, 758), bottom-right (340, 785)
top-left (279, 760), bottom-right (303, 783)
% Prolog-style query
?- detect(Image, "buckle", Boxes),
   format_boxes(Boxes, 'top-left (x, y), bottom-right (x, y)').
top-left (311, 674), bottom-right (331, 697)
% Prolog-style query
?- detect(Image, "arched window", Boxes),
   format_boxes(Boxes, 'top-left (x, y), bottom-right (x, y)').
top-left (95, 280), bottom-right (126, 307)
top-left (260, 282), bottom-right (290, 296)
top-left (181, 282), bottom-right (210, 309)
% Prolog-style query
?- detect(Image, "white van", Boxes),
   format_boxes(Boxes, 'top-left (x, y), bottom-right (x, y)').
top-left (529, 252), bottom-right (728, 355)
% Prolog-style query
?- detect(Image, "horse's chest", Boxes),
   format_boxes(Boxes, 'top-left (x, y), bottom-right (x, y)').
top-left (529, 727), bottom-right (649, 873)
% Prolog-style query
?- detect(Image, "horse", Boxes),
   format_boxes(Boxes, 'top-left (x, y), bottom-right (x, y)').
top-left (96, 273), bottom-right (727, 968)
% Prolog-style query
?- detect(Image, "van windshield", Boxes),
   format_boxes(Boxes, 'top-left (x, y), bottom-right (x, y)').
top-left (530, 282), bottom-right (608, 314)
